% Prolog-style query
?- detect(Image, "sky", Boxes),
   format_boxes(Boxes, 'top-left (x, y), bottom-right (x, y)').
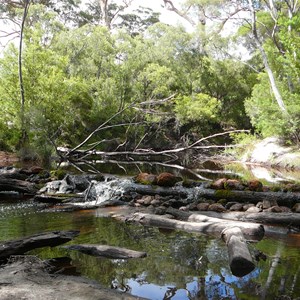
top-left (0, 0), bottom-right (187, 56)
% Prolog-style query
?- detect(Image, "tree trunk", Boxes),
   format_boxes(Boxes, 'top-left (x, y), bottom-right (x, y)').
top-left (116, 212), bottom-right (264, 239)
top-left (0, 230), bottom-right (79, 261)
top-left (188, 211), bottom-right (300, 227)
top-left (248, 0), bottom-right (288, 113)
top-left (0, 178), bottom-right (38, 194)
top-left (221, 227), bottom-right (255, 277)
top-left (19, 0), bottom-right (30, 145)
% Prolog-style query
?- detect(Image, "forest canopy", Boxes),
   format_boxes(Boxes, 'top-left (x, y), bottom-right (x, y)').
top-left (0, 0), bottom-right (299, 161)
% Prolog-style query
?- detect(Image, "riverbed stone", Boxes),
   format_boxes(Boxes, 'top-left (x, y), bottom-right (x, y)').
top-left (246, 206), bottom-right (262, 213)
top-left (265, 206), bottom-right (283, 213)
top-left (197, 203), bottom-right (210, 211)
top-left (210, 178), bottom-right (227, 190)
top-left (134, 173), bottom-right (157, 185)
top-left (292, 203), bottom-right (300, 213)
top-left (225, 179), bottom-right (244, 190)
top-left (229, 203), bottom-right (244, 211)
top-left (156, 172), bottom-right (181, 187)
top-left (248, 180), bottom-right (263, 191)
top-left (150, 199), bottom-right (161, 206)
top-left (208, 203), bottom-right (226, 212)
top-left (279, 206), bottom-right (292, 213)
top-left (243, 203), bottom-right (255, 211)
top-left (263, 199), bottom-right (278, 209)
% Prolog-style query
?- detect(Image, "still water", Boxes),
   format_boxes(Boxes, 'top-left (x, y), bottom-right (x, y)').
top-left (0, 198), bottom-right (300, 300)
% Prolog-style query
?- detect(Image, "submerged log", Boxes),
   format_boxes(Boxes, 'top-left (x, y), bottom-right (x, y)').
top-left (221, 227), bottom-right (255, 277)
top-left (116, 212), bottom-right (264, 240)
top-left (65, 244), bottom-right (147, 259)
top-left (0, 230), bottom-right (80, 261)
top-left (0, 178), bottom-right (38, 194)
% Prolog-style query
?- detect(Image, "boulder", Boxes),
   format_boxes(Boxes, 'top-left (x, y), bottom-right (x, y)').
top-left (156, 172), bottom-right (181, 187)
top-left (134, 173), bottom-right (157, 185)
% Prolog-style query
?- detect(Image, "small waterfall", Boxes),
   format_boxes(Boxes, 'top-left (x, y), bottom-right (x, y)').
top-left (74, 177), bottom-right (131, 206)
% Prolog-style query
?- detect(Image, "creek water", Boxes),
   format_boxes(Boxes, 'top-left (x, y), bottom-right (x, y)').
top-left (1, 196), bottom-right (300, 300)
top-left (1, 159), bottom-right (300, 299)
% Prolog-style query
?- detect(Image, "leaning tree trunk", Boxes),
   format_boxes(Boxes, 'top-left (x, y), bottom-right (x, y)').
top-left (248, 0), bottom-right (288, 113)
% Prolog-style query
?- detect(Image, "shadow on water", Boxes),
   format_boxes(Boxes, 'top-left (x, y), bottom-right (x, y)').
top-left (1, 199), bottom-right (300, 300)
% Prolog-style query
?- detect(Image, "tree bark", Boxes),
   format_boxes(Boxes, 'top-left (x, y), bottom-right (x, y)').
top-left (0, 178), bottom-right (38, 194)
top-left (65, 244), bottom-right (147, 259)
top-left (0, 230), bottom-right (80, 261)
top-left (189, 211), bottom-right (300, 227)
top-left (19, 0), bottom-right (30, 144)
top-left (165, 207), bottom-right (265, 240)
top-left (116, 212), bottom-right (264, 239)
top-left (248, 0), bottom-right (288, 113)
top-left (123, 182), bottom-right (300, 207)
top-left (221, 227), bottom-right (255, 277)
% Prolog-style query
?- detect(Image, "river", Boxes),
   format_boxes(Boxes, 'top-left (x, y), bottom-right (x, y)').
top-left (1, 194), bottom-right (300, 299)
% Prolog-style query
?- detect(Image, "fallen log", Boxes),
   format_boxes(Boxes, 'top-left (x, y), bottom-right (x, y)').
top-left (165, 207), bottom-right (265, 240)
top-left (186, 211), bottom-right (300, 227)
top-left (115, 212), bottom-right (264, 240)
top-left (65, 244), bottom-right (147, 259)
top-left (221, 227), bottom-right (255, 277)
top-left (124, 183), bottom-right (300, 207)
top-left (0, 230), bottom-right (80, 261)
top-left (114, 212), bottom-right (259, 277)
top-left (0, 178), bottom-right (38, 194)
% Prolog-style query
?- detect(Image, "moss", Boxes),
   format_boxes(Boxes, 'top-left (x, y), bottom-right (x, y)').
top-left (214, 189), bottom-right (233, 199)
top-left (217, 198), bottom-right (228, 206)
top-left (50, 169), bottom-right (67, 180)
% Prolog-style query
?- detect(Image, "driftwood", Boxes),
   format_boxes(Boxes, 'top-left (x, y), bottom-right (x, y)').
top-left (188, 211), bottom-right (300, 227)
top-left (0, 177), bottom-right (38, 194)
top-left (65, 244), bottom-right (147, 259)
top-left (114, 212), bottom-right (260, 277)
top-left (116, 212), bottom-right (264, 240)
top-left (165, 207), bottom-right (265, 240)
top-left (221, 227), bottom-right (255, 277)
top-left (0, 230), bottom-right (80, 261)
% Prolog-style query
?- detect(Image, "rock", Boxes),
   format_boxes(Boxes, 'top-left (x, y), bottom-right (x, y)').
top-left (141, 195), bottom-right (154, 205)
top-left (248, 180), bottom-right (263, 192)
top-left (210, 178), bottom-right (227, 189)
top-left (246, 206), bottom-right (262, 213)
top-left (279, 206), bottom-right (292, 213)
top-left (225, 202), bottom-right (239, 209)
top-left (243, 203), bottom-right (255, 211)
top-left (134, 173), bottom-right (157, 185)
top-left (197, 203), bottom-right (210, 211)
top-left (263, 199), bottom-right (278, 209)
top-left (292, 203), bottom-right (300, 213)
top-left (202, 160), bottom-right (222, 170)
top-left (229, 203), bottom-right (244, 211)
top-left (225, 179), bottom-right (244, 190)
top-left (156, 172), bottom-right (181, 187)
top-left (208, 203), bottom-right (226, 212)
top-left (150, 199), bottom-right (161, 206)
top-left (256, 201), bottom-right (263, 209)
top-left (265, 206), bottom-right (283, 213)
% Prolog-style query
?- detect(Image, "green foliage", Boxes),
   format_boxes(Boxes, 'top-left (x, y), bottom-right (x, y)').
top-left (175, 93), bottom-right (220, 124)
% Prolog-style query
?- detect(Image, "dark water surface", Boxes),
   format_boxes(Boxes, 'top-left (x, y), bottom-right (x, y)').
top-left (0, 199), bottom-right (300, 300)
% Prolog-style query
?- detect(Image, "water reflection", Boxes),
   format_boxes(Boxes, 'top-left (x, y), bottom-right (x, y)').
top-left (0, 201), bottom-right (300, 299)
